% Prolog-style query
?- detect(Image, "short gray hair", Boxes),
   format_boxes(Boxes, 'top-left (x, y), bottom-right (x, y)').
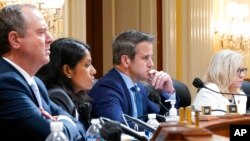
top-left (0, 4), bottom-right (36, 56)
top-left (112, 30), bottom-right (155, 65)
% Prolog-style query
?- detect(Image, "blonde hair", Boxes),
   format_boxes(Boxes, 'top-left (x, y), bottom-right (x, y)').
top-left (203, 49), bottom-right (244, 93)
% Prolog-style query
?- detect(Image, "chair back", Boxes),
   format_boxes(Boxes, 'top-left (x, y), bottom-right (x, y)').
top-left (172, 79), bottom-right (191, 107)
top-left (241, 79), bottom-right (250, 110)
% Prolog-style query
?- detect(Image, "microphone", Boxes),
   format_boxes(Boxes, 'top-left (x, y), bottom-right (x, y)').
top-left (192, 78), bottom-right (247, 96)
top-left (122, 114), bottom-right (156, 133)
top-left (146, 86), bottom-right (169, 112)
top-left (99, 117), bottom-right (148, 141)
top-left (192, 78), bottom-right (205, 89)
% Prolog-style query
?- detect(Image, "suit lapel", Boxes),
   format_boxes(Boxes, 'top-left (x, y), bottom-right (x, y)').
top-left (0, 59), bottom-right (42, 107)
top-left (112, 68), bottom-right (134, 116)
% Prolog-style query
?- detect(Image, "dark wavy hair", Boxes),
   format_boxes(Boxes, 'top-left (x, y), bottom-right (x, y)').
top-left (37, 38), bottom-right (93, 127)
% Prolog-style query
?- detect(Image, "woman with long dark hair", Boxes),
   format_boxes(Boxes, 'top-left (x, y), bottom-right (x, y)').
top-left (37, 38), bottom-right (96, 129)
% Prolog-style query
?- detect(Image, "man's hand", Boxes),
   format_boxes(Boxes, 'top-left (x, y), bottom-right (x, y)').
top-left (148, 70), bottom-right (175, 94)
top-left (40, 108), bottom-right (57, 121)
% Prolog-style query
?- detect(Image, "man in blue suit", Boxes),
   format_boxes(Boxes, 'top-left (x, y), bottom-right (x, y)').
top-left (0, 4), bottom-right (85, 141)
top-left (89, 30), bottom-right (179, 127)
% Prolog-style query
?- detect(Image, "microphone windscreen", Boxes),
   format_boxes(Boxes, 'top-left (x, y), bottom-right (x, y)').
top-left (192, 78), bottom-right (204, 88)
top-left (148, 91), bottom-right (161, 104)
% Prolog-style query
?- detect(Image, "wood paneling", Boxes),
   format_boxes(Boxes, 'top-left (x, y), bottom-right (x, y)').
top-left (156, 0), bottom-right (163, 71)
top-left (86, 0), bottom-right (103, 78)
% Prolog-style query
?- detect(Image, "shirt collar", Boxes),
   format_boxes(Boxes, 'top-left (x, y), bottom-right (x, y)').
top-left (115, 68), bottom-right (136, 90)
top-left (3, 57), bottom-right (34, 85)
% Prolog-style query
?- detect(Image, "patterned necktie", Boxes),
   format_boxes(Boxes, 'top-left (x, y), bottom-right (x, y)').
top-left (30, 80), bottom-right (43, 108)
top-left (131, 86), bottom-right (143, 117)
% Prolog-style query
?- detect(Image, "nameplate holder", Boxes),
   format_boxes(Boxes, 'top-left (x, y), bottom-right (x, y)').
top-left (201, 106), bottom-right (211, 115)
top-left (227, 105), bottom-right (238, 114)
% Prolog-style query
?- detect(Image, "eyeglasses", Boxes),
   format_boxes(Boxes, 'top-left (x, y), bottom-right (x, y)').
top-left (237, 67), bottom-right (247, 75)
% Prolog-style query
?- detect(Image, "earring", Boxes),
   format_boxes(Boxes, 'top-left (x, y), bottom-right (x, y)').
top-left (67, 75), bottom-right (71, 78)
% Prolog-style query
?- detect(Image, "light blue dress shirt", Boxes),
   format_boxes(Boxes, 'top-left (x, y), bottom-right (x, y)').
top-left (115, 68), bottom-right (176, 117)
top-left (116, 70), bottom-right (138, 117)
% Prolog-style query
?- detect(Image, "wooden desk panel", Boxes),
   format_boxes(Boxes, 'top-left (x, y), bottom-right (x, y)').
top-left (200, 114), bottom-right (250, 137)
top-left (184, 134), bottom-right (228, 141)
top-left (151, 114), bottom-right (250, 141)
top-left (151, 122), bottom-right (226, 141)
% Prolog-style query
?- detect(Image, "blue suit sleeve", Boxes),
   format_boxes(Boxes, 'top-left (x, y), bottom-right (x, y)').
top-left (0, 75), bottom-right (85, 141)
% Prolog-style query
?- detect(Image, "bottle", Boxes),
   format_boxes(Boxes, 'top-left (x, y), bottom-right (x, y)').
top-left (145, 113), bottom-right (159, 139)
top-left (86, 118), bottom-right (104, 141)
top-left (168, 100), bottom-right (177, 117)
top-left (45, 121), bottom-right (69, 141)
top-left (165, 100), bottom-right (179, 122)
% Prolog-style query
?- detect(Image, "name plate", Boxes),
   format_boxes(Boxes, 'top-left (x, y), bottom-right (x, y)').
top-left (201, 106), bottom-right (211, 115)
top-left (227, 105), bottom-right (238, 114)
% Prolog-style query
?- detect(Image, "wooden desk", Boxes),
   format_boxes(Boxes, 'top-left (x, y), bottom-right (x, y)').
top-left (151, 122), bottom-right (228, 141)
top-left (151, 114), bottom-right (250, 141)
top-left (200, 114), bottom-right (250, 137)
top-left (184, 134), bottom-right (228, 141)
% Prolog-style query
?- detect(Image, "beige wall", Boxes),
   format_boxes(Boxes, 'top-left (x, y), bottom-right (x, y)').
top-left (102, 0), bottom-right (157, 74)
top-left (63, 0), bottom-right (86, 42)
top-left (64, 0), bottom-right (157, 75)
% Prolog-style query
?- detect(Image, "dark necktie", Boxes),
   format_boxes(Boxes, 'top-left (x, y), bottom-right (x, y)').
top-left (131, 86), bottom-right (143, 117)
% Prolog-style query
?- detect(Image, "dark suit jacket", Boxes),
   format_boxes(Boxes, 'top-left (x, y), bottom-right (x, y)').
top-left (89, 68), bottom-right (177, 124)
top-left (0, 58), bottom-right (85, 141)
top-left (48, 87), bottom-right (91, 129)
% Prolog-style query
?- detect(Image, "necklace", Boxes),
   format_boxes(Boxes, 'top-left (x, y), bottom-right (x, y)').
top-left (228, 98), bottom-right (235, 105)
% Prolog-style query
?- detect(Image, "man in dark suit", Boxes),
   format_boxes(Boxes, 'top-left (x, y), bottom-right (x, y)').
top-left (89, 30), bottom-right (179, 126)
top-left (0, 4), bottom-right (85, 141)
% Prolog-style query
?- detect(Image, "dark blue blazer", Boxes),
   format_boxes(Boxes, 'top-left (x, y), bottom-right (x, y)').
top-left (89, 68), bottom-right (176, 124)
top-left (0, 58), bottom-right (85, 141)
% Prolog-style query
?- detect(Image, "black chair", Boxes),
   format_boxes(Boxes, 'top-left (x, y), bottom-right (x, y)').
top-left (241, 79), bottom-right (250, 110)
top-left (172, 79), bottom-right (191, 107)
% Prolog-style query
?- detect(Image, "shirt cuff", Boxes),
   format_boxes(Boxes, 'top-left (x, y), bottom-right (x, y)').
top-left (163, 91), bottom-right (176, 100)
top-left (168, 93), bottom-right (176, 100)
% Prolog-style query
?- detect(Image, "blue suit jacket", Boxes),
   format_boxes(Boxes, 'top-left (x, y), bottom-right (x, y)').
top-left (89, 68), bottom-right (176, 124)
top-left (0, 58), bottom-right (85, 141)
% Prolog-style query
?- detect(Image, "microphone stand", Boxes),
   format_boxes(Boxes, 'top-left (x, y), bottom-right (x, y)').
top-left (193, 78), bottom-right (247, 96)
top-left (143, 82), bottom-right (170, 115)
top-left (122, 114), bottom-right (156, 133)
top-left (100, 117), bottom-right (148, 141)
top-left (147, 91), bottom-right (170, 112)
top-left (192, 78), bottom-right (247, 114)
top-left (204, 85), bottom-right (246, 96)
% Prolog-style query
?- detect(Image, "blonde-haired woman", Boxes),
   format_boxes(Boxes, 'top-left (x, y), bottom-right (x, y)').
top-left (192, 49), bottom-right (247, 115)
